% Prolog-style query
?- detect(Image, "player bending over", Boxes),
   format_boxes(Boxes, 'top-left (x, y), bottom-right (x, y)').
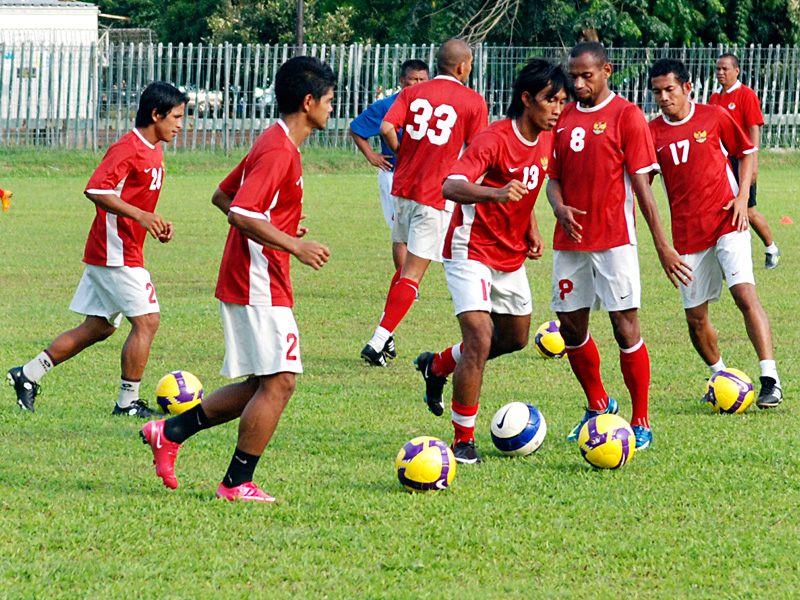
top-left (7, 82), bottom-right (187, 417)
top-left (416, 59), bottom-right (571, 464)
top-left (546, 42), bottom-right (692, 451)
top-left (141, 56), bottom-right (333, 502)
top-left (648, 58), bottom-right (783, 408)
top-left (360, 39), bottom-right (488, 367)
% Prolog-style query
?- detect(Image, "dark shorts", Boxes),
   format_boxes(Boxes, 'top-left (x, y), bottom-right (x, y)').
top-left (728, 155), bottom-right (757, 207)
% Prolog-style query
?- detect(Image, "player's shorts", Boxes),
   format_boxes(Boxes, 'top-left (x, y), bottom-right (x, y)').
top-left (219, 302), bottom-right (303, 379)
top-left (551, 245), bottom-right (641, 313)
top-left (378, 169), bottom-right (395, 228)
top-left (728, 156), bottom-right (757, 207)
top-left (444, 259), bottom-right (532, 316)
top-left (69, 264), bottom-right (159, 327)
top-left (678, 230), bottom-right (755, 309)
top-left (391, 196), bottom-right (452, 262)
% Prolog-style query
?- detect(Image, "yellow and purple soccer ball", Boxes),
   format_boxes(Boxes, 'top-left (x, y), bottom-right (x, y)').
top-left (156, 370), bottom-right (203, 415)
top-left (578, 414), bottom-right (635, 469)
top-left (705, 368), bottom-right (754, 414)
top-left (395, 436), bottom-right (456, 493)
top-left (534, 320), bottom-right (566, 358)
top-left (490, 402), bottom-right (547, 456)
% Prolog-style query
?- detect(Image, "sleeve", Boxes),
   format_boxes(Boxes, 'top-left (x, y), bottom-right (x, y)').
top-left (84, 142), bottom-right (136, 194)
top-left (350, 97), bottom-right (390, 138)
top-left (447, 130), bottom-right (494, 182)
top-left (229, 147), bottom-right (293, 218)
top-left (383, 89), bottom-right (409, 128)
top-left (547, 128), bottom-right (562, 181)
top-left (620, 105), bottom-right (660, 175)
top-left (708, 93), bottom-right (721, 107)
top-left (218, 155), bottom-right (248, 197)
top-left (718, 107), bottom-right (757, 158)
top-left (741, 88), bottom-right (765, 128)
top-left (463, 96), bottom-right (489, 145)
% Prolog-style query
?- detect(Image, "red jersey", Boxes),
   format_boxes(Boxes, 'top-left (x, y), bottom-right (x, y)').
top-left (383, 75), bottom-right (488, 210)
top-left (708, 81), bottom-right (764, 130)
top-left (548, 93), bottom-right (659, 252)
top-left (443, 119), bottom-right (553, 272)
top-left (649, 103), bottom-right (756, 255)
top-left (83, 128), bottom-right (165, 267)
top-left (215, 121), bottom-right (303, 307)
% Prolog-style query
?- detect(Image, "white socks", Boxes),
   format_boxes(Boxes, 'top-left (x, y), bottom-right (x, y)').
top-left (708, 358), bottom-right (726, 375)
top-left (117, 379), bottom-right (141, 408)
top-left (760, 360), bottom-right (780, 386)
top-left (22, 351), bottom-right (55, 383)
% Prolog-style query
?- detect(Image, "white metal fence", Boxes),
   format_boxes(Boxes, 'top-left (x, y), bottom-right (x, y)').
top-left (1, 41), bottom-right (798, 151)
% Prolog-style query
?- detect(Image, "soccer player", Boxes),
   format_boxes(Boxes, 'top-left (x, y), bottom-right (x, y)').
top-left (416, 59), bottom-right (571, 464)
top-left (6, 82), bottom-right (187, 417)
top-left (140, 56), bottom-right (334, 503)
top-left (648, 58), bottom-right (783, 408)
top-left (360, 39), bottom-right (488, 367)
top-left (546, 42), bottom-right (692, 450)
top-left (1, 186), bottom-right (12, 211)
top-left (349, 59), bottom-right (429, 268)
top-left (709, 54), bottom-right (780, 269)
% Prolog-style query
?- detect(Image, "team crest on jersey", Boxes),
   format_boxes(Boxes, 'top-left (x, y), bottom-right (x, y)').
top-left (693, 130), bottom-right (708, 143)
top-left (592, 122), bottom-right (607, 135)
top-left (728, 102), bottom-right (736, 110)
top-left (540, 156), bottom-right (549, 171)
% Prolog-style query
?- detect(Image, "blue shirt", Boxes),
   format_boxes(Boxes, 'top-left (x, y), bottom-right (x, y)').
top-left (350, 92), bottom-right (402, 169)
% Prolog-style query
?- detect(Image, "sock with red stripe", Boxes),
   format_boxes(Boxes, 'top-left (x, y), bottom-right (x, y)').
top-left (620, 339), bottom-right (650, 428)
top-left (452, 399), bottom-right (479, 445)
top-left (566, 334), bottom-right (609, 412)
top-left (432, 343), bottom-right (462, 377)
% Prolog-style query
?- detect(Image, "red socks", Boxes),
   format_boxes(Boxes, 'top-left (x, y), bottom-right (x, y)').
top-left (620, 340), bottom-right (650, 428)
top-left (378, 277), bottom-right (419, 333)
top-left (566, 335), bottom-right (609, 412)
top-left (432, 343), bottom-right (462, 377)
top-left (452, 400), bottom-right (479, 445)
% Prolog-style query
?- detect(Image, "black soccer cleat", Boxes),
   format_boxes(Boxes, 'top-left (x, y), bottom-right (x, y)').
top-left (414, 352), bottom-right (447, 417)
top-left (383, 335), bottom-right (397, 360)
top-left (451, 440), bottom-right (482, 465)
top-left (112, 399), bottom-right (162, 418)
top-left (7, 366), bottom-right (40, 412)
top-left (361, 343), bottom-right (388, 367)
top-left (756, 376), bottom-right (783, 409)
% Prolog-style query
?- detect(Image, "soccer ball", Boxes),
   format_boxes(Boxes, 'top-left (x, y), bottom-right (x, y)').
top-left (395, 436), bottom-right (456, 493)
top-left (578, 413), bottom-right (635, 469)
top-left (490, 402), bottom-right (547, 456)
top-left (706, 368), bottom-right (754, 414)
top-left (155, 370), bottom-right (204, 414)
top-left (534, 320), bottom-right (566, 358)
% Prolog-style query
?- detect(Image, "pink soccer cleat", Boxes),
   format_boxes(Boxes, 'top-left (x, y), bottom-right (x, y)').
top-left (215, 481), bottom-right (275, 503)
top-left (140, 420), bottom-right (181, 490)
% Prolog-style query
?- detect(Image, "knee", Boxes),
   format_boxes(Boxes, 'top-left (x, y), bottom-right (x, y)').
top-left (685, 310), bottom-right (707, 332)
top-left (462, 328), bottom-right (493, 364)
top-left (505, 329), bottom-right (529, 353)
top-left (131, 312), bottom-right (160, 337)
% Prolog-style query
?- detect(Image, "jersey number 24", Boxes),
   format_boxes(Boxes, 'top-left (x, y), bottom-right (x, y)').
top-left (406, 99), bottom-right (457, 146)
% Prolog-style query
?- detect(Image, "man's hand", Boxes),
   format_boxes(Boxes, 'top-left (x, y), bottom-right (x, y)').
top-left (367, 151), bottom-right (393, 171)
top-left (723, 194), bottom-right (749, 230)
top-left (295, 240), bottom-right (330, 270)
top-left (296, 214), bottom-right (309, 238)
top-left (553, 204), bottom-right (586, 243)
top-left (157, 222), bottom-right (174, 243)
top-left (138, 211), bottom-right (169, 240)
top-left (656, 245), bottom-right (693, 288)
top-left (495, 180), bottom-right (528, 203)
top-left (526, 226), bottom-right (545, 260)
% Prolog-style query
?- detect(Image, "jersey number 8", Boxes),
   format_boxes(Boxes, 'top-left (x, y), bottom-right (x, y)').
top-left (406, 99), bottom-right (458, 146)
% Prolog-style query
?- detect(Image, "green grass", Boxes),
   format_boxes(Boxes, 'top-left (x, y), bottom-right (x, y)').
top-left (1, 151), bottom-right (799, 598)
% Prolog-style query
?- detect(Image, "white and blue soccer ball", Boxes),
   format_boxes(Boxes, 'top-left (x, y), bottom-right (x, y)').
top-left (490, 402), bottom-right (547, 456)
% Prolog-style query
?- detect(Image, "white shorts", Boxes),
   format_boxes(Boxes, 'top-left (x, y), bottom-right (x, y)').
top-left (551, 245), bottom-right (641, 313)
top-left (378, 169), bottom-right (395, 229)
top-left (679, 230), bottom-right (755, 309)
top-left (219, 302), bottom-right (303, 379)
top-left (444, 259), bottom-right (532, 316)
top-left (69, 264), bottom-right (160, 327)
top-left (391, 196), bottom-right (452, 262)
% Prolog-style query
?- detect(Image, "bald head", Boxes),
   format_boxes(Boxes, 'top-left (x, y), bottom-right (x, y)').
top-left (437, 39), bottom-right (473, 82)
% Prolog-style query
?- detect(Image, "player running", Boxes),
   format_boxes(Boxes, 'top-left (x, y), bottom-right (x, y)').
top-left (7, 82), bottom-right (187, 417)
top-left (648, 58), bottom-right (783, 408)
top-left (140, 56), bottom-right (333, 502)
top-left (360, 39), bottom-right (488, 367)
top-left (415, 59), bottom-right (571, 464)
top-left (546, 42), bottom-right (691, 451)
top-left (349, 59), bottom-right (429, 268)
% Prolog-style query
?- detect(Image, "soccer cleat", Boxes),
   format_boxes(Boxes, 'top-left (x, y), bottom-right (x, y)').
top-left (361, 343), bottom-right (388, 367)
top-left (451, 440), bottom-right (482, 465)
top-left (756, 376), bottom-right (783, 409)
top-left (1, 190), bottom-right (11, 211)
top-left (140, 420), bottom-right (181, 489)
top-left (112, 399), bottom-right (162, 418)
top-left (7, 366), bottom-right (40, 412)
top-left (701, 388), bottom-right (713, 404)
top-left (414, 352), bottom-right (447, 417)
top-left (765, 248), bottom-right (781, 270)
top-left (216, 481), bottom-right (275, 503)
top-left (383, 335), bottom-right (397, 360)
top-left (632, 425), bottom-right (653, 451)
top-left (566, 397), bottom-right (619, 441)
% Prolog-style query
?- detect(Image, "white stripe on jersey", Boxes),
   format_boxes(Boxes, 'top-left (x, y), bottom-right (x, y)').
top-left (247, 238), bottom-right (273, 305)
top-left (106, 214), bottom-right (124, 265)
top-left (622, 170), bottom-right (637, 246)
top-left (449, 204), bottom-right (476, 260)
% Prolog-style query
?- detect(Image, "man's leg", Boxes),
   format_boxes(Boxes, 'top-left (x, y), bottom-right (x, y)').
top-left (684, 302), bottom-right (725, 370)
top-left (112, 312), bottom-right (161, 416)
top-left (392, 242), bottom-right (407, 271)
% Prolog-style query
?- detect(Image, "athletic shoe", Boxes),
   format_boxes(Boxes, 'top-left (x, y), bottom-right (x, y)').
top-left (756, 376), bottom-right (783, 409)
top-left (632, 425), bottom-right (653, 451)
top-left (216, 481), bottom-right (276, 503)
top-left (765, 248), bottom-right (781, 270)
top-left (140, 420), bottom-right (181, 489)
top-left (1, 190), bottom-right (11, 211)
top-left (414, 352), bottom-right (447, 417)
top-left (112, 399), bottom-right (161, 418)
top-left (7, 366), bottom-right (39, 412)
top-left (701, 388), bottom-right (713, 404)
top-left (451, 440), bottom-right (482, 465)
top-left (361, 343), bottom-right (388, 367)
top-left (566, 397), bottom-right (619, 441)
top-left (383, 335), bottom-right (397, 360)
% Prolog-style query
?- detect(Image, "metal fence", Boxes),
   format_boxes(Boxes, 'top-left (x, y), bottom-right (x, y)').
top-left (1, 41), bottom-right (799, 151)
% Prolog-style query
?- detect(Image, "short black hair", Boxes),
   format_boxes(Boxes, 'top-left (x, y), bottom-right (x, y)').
top-left (135, 81), bottom-right (188, 127)
top-left (649, 58), bottom-right (691, 88)
top-left (569, 41), bottom-right (608, 67)
top-left (275, 56), bottom-right (336, 115)
top-left (507, 59), bottom-right (574, 118)
top-left (718, 53), bottom-right (740, 69)
top-left (400, 59), bottom-right (429, 78)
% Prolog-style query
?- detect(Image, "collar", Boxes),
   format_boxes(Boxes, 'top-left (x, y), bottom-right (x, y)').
top-left (717, 80), bottom-right (742, 95)
top-left (132, 127), bottom-right (156, 149)
top-left (511, 117), bottom-right (539, 146)
top-left (661, 101), bottom-right (696, 126)
top-left (434, 75), bottom-right (463, 86)
top-left (576, 91), bottom-right (616, 113)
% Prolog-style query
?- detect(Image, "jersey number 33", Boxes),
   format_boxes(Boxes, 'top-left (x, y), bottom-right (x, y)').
top-left (406, 99), bottom-right (458, 146)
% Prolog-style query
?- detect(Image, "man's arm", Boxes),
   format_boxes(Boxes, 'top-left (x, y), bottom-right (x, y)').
top-left (725, 152), bottom-right (754, 230)
top-left (526, 207), bottom-right (544, 260)
top-left (379, 121), bottom-right (400, 155)
top-left (85, 191), bottom-right (172, 243)
top-left (630, 172), bottom-right (692, 288)
top-left (545, 178), bottom-right (586, 244)
top-left (349, 127), bottom-right (393, 171)
top-left (748, 124), bottom-right (760, 183)
top-left (442, 178), bottom-right (527, 204)
top-left (211, 187), bottom-right (233, 215)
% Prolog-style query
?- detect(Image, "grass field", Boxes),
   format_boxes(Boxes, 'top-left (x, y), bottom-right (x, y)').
top-left (1, 148), bottom-right (799, 599)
